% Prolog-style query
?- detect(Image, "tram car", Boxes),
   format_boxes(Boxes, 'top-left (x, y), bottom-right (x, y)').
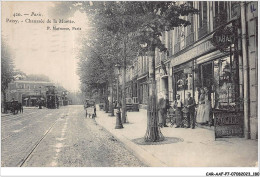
top-left (46, 86), bottom-right (59, 109)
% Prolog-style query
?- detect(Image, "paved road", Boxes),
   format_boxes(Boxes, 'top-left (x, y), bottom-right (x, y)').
top-left (1, 105), bottom-right (146, 167)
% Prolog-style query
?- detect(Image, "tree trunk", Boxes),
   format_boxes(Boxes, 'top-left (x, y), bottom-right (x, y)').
top-left (121, 36), bottom-right (127, 123)
top-left (105, 83), bottom-right (109, 113)
top-left (144, 50), bottom-right (164, 142)
top-left (2, 90), bottom-right (7, 113)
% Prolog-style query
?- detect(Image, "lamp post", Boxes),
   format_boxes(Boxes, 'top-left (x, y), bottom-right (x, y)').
top-left (115, 64), bottom-right (123, 129)
top-left (109, 83), bottom-right (115, 117)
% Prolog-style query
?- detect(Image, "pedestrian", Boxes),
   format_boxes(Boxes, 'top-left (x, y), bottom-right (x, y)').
top-left (173, 94), bottom-right (183, 128)
top-left (204, 87), bottom-right (211, 126)
top-left (38, 99), bottom-right (42, 109)
top-left (19, 102), bottom-right (23, 113)
top-left (196, 88), bottom-right (206, 124)
top-left (158, 93), bottom-right (168, 128)
top-left (168, 103), bottom-right (175, 126)
top-left (184, 92), bottom-right (196, 129)
top-left (56, 97), bottom-right (59, 109)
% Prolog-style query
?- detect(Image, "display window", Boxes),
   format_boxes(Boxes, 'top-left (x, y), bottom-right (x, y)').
top-left (174, 70), bottom-right (194, 103)
top-left (197, 55), bottom-right (239, 111)
top-left (213, 56), bottom-right (238, 110)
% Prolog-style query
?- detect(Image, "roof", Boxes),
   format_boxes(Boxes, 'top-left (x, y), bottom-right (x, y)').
top-left (13, 80), bottom-right (53, 84)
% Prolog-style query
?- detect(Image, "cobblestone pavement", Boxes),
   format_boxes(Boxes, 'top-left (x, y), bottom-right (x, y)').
top-left (1, 105), bottom-right (146, 167)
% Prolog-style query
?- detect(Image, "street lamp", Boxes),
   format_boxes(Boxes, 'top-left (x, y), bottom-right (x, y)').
top-left (115, 64), bottom-right (123, 129)
top-left (109, 83), bottom-right (115, 117)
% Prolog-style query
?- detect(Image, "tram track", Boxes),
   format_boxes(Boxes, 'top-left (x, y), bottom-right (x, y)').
top-left (1, 111), bottom-right (40, 126)
top-left (1, 107), bottom-right (70, 167)
top-left (18, 114), bottom-right (68, 167)
top-left (1, 111), bottom-right (61, 141)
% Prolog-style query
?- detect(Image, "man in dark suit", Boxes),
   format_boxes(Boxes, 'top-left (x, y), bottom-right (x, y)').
top-left (184, 92), bottom-right (196, 129)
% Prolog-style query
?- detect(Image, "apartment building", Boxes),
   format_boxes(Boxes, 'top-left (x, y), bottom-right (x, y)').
top-left (155, 1), bottom-right (258, 139)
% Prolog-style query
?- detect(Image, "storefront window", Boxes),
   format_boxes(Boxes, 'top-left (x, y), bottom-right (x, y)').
top-left (212, 56), bottom-right (237, 110)
top-left (174, 71), bottom-right (193, 102)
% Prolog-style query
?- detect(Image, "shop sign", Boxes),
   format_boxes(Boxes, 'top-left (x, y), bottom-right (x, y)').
top-left (171, 39), bottom-right (215, 67)
top-left (211, 26), bottom-right (235, 53)
top-left (214, 111), bottom-right (244, 139)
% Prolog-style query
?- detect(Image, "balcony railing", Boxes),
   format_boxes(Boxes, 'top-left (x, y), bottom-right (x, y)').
top-left (186, 32), bottom-right (194, 47)
top-left (174, 42), bottom-right (180, 54)
top-left (198, 22), bottom-right (208, 39)
top-left (213, 12), bottom-right (228, 30)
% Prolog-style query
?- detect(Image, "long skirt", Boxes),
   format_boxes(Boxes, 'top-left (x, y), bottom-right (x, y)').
top-left (175, 108), bottom-right (183, 126)
top-left (158, 109), bottom-right (166, 125)
top-left (196, 104), bottom-right (206, 123)
top-left (204, 102), bottom-right (211, 122)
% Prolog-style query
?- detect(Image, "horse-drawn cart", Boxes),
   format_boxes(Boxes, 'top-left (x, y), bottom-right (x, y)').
top-left (84, 99), bottom-right (96, 118)
top-left (4, 101), bottom-right (22, 115)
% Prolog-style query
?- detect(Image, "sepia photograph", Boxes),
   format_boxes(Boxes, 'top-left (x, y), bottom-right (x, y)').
top-left (1, 1), bottom-right (259, 176)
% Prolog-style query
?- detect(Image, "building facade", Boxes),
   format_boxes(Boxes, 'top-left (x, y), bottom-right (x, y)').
top-left (155, 1), bottom-right (258, 139)
top-left (6, 80), bottom-right (53, 106)
top-left (118, 1), bottom-right (257, 139)
top-left (6, 80), bottom-right (69, 107)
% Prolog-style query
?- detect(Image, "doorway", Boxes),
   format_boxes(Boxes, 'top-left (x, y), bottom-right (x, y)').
top-left (201, 61), bottom-right (213, 90)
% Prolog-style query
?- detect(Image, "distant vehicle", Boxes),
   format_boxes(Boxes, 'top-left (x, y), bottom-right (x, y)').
top-left (84, 99), bottom-right (96, 118)
top-left (4, 101), bottom-right (22, 115)
top-left (46, 86), bottom-right (59, 109)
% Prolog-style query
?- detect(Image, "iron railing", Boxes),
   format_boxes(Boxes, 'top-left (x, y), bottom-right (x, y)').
top-left (186, 32), bottom-right (194, 47)
top-left (174, 42), bottom-right (180, 54)
top-left (198, 22), bottom-right (208, 39)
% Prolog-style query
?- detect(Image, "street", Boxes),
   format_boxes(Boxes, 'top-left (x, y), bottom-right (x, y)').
top-left (1, 105), bottom-right (146, 167)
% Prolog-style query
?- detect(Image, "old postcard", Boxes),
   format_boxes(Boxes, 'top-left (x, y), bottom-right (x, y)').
top-left (1, 1), bottom-right (258, 176)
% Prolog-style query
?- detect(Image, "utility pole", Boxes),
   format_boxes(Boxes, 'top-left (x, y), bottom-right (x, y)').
top-left (240, 2), bottom-right (250, 139)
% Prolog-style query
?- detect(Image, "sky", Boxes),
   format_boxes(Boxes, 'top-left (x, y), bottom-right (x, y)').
top-left (2, 2), bottom-right (90, 92)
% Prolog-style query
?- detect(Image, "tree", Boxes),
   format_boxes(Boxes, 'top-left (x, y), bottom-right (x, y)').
top-left (80, 1), bottom-right (147, 123)
top-left (81, 1), bottom-right (198, 141)
top-left (1, 40), bottom-right (14, 106)
top-left (77, 27), bottom-right (120, 110)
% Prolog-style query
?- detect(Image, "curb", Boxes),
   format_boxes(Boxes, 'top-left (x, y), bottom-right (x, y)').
top-left (1, 114), bottom-right (12, 117)
top-left (94, 112), bottom-right (167, 167)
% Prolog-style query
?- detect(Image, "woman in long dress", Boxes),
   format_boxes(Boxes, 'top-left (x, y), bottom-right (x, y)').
top-left (203, 87), bottom-right (211, 125)
top-left (158, 93), bottom-right (166, 127)
top-left (173, 94), bottom-right (183, 128)
top-left (196, 88), bottom-right (206, 124)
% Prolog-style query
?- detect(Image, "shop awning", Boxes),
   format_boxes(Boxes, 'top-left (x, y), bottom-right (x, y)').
top-left (30, 97), bottom-right (37, 100)
top-left (24, 98), bottom-right (29, 101)
top-left (40, 98), bottom-right (45, 100)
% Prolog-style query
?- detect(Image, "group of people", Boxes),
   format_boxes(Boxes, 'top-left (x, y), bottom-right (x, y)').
top-left (157, 87), bottom-right (212, 129)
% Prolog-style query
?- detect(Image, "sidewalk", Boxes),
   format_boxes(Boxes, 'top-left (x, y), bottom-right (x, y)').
top-left (95, 109), bottom-right (258, 167)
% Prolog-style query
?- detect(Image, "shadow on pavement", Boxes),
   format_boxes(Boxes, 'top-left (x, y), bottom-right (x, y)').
top-left (133, 137), bottom-right (184, 145)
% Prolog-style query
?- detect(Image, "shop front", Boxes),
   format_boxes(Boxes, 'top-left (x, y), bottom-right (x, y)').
top-left (173, 61), bottom-right (194, 103)
top-left (171, 23), bottom-right (244, 138)
top-left (137, 74), bottom-right (149, 109)
top-left (22, 95), bottom-right (45, 107)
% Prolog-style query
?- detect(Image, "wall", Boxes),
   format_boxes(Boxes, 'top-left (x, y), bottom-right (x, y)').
top-left (246, 1), bottom-right (258, 139)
